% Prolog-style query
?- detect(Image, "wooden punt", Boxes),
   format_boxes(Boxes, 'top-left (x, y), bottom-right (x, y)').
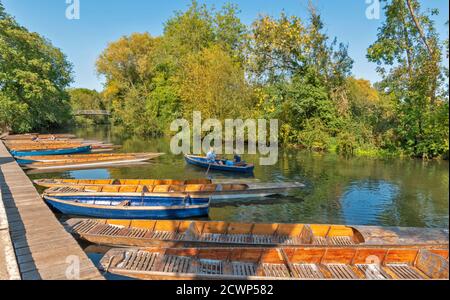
top-left (20, 153), bottom-right (164, 170)
top-left (5, 138), bottom-right (86, 145)
top-left (99, 246), bottom-right (449, 280)
top-left (10, 145), bottom-right (92, 157)
top-left (43, 195), bottom-right (210, 219)
top-left (1, 133), bottom-right (76, 140)
top-left (6, 141), bottom-right (115, 150)
top-left (17, 153), bottom-right (155, 163)
top-left (34, 178), bottom-right (215, 187)
top-left (65, 218), bottom-right (449, 249)
top-left (185, 154), bottom-right (255, 173)
top-left (7, 142), bottom-right (84, 151)
top-left (42, 180), bottom-right (305, 200)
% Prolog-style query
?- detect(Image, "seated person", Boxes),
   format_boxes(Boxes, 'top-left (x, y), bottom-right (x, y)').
top-left (233, 153), bottom-right (245, 166)
top-left (206, 147), bottom-right (217, 163)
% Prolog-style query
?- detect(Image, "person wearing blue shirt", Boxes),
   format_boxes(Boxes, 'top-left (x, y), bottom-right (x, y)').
top-left (206, 147), bottom-right (216, 163)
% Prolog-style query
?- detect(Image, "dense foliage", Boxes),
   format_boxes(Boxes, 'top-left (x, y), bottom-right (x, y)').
top-left (0, 1), bottom-right (73, 133)
top-left (1, 1), bottom-right (448, 159)
top-left (95, 1), bottom-right (448, 159)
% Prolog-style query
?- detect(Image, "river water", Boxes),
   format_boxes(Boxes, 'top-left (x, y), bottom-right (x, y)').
top-left (28, 125), bottom-right (449, 229)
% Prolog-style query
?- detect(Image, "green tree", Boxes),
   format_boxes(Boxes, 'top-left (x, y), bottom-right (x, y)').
top-left (178, 45), bottom-right (253, 120)
top-left (367, 0), bottom-right (448, 158)
top-left (0, 1), bottom-right (73, 133)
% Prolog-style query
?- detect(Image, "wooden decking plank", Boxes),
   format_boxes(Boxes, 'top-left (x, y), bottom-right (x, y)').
top-left (0, 141), bottom-right (103, 280)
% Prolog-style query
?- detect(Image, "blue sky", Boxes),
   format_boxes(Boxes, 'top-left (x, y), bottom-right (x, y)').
top-left (2, 0), bottom-right (449, 91)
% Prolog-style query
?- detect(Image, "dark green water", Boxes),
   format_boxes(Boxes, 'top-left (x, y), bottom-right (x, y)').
top-left (30, 125), bottom-right (449, 229)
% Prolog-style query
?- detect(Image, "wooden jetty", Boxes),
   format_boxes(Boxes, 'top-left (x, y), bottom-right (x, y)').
top-left (0, 141), bottom-right (103, 280)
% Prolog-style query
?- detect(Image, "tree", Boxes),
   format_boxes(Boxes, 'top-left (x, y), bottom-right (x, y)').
top-left (178, 45), bottom-right (252, 120)
top-left (97, 33), bottom-right (181, 136)
top-left (367, 0), bottom-right (448, 158)
top-left (0, 2), bottom-right (73, 133)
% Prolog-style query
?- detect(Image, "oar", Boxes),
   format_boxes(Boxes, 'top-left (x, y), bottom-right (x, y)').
top-left (206, 162), bottom-right (212, 175)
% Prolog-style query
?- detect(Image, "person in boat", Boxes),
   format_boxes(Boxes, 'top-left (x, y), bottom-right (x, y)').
top-left (206, 147), bottom-right (224, 165)
top-left (206, 147), bottom-right (217, 163)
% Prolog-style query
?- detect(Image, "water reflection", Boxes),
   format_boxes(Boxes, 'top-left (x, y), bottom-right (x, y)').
top-left (29, 125), bottom-right (449, 228)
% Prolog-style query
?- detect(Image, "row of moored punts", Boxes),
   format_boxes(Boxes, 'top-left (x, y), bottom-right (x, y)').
top-left (1, 133), bottom-right (163, 170)
top-left (2, 133), bottom-right (448, 280)
top-left (65, 219), bottom-right (448, 280)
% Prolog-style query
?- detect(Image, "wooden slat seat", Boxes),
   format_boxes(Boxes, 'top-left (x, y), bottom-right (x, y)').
top-left (356, 264), bottom-right (391, 279)
top-left (72, 220), bottom-right (99, 234)
top-left (125, 228), bottom-right (149, 238)
top-left (261, 263), bottom-right (291, 278)
top-left (200, 233), bottom-right (224, 243)
top-left (223, 234), bottom-right (252, 244)
top-left (312, 236), bottom-right (327, 245)
top-left (151, 231), bottom-right (181, 241)
top-left (292, 264), bottom-right (324, 279)
top-left (161, 255), bottom-right (192, 273)
top-left (196, 259), bottom-right (223, 275)
top-left (231, 262), bottom-right (258, 277)
top-left (277, 235), bottom-right (304, 245)
top-left (385, 264), bottom-right (425, 279)
top-left (252, 235), bottom-right (276, 244)
top-left (324, 264), bottom-right (358, 279)
top-left (327, 236), bottom-right (354, 246)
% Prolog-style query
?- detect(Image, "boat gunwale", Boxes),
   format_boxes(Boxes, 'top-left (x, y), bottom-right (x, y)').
top-left (44, 196), bottom-right (210, 211)
top-left (185, 154), bottom-right (255, 170)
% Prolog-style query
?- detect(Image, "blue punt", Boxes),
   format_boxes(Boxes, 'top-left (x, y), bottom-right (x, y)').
top-left (43, 194), bottom-right (210, 219)
top-left (184, 155), bottom-right (254, 173)
top-left (11, 145), bottom-right (92, 157)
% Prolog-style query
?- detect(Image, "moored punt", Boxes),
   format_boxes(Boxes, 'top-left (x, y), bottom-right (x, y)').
top-left (1, 133), bottom-right (76, 140)
top-left (17, 153), bottom-right (156, 163)
top-left (10, 145), bottom-right (92, 157)
top-left (65, 218), bottom-right (449, 249)
top-left (5, 138), bottom-right (86, 144)
top-left (17, 153), bottom-right (163, 164)
top-left (43, 194), bottom-right (210, 219)
top-left (42, 181), bottom-right (305, 200)
top-left (7, 142), bottom-right (85, 151)
top-left (185, 154), bottom-right (254, 173)
top-left (99, 246), bottom-right (449, 280)
top-left (19, 153), bottom-right (164, 170)
top-left (34, 178), bottom-right (215, 187)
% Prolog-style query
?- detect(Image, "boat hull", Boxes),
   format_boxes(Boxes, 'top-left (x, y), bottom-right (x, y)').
top-left (44, 196), bottom-right (209, 219)
top-left (185, 155), bottom-right (254, 173)
top-left (99, 247), bottom-right (449, 280)
top-left (66, 218), bottom-right (449, 250)
top-left (11, 145), bottom-right (91, 157)
top-left (21, 156), bottom-right (159, 170)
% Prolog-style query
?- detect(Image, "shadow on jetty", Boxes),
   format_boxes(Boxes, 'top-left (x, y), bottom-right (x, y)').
top-left (0, 157), bottom-right (41, 279)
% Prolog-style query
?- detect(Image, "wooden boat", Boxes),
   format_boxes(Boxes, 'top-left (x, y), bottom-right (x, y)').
top-left (10, 145), bottom-right (92, 157)
top-left (42, 179), bottom-right (305, 200)
top-left (1, 133), bottom-right (76, 140)
top-left (99, 246), bottom-right (449, 280)
top-left (34, 178), bottom-right (215, 187)
top-left (66, 218), bottom-right (449, 249)
top-left (7, 142), bottom-right (85, 151)
top-left (43, 194), bottom-right (210, 219)
top-left (20, 153), bottom-right (164, 170)
top-left (185, 154), bottom-right (254, 173)
top-left (17, 153), bottom-right (156, 163)
top-left (5, 138), bottom-right (86, 145)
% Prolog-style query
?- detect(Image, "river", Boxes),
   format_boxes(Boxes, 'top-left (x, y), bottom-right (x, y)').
top-left (29, 125), bottom-right (449, 229)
